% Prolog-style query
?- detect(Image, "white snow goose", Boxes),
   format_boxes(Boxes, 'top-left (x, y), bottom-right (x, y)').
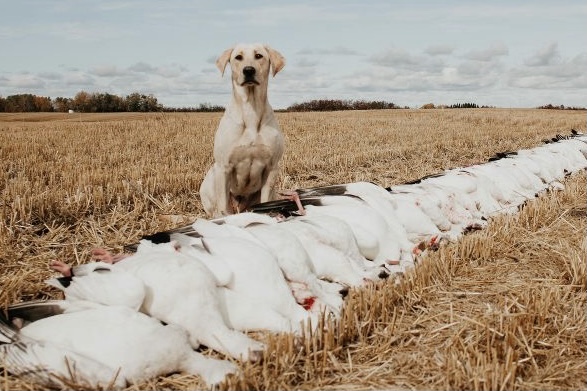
top-left (52, 241), bottom-right (265, 363)
top-left (461, 162), bottom-right (531, 210)
top-left (383, 187), bottom-right (451, 251)
top-left (272, 184), bottom-right (413, 268)
top-left (296, 182), bottom-right (417, 266)
top-left (139, 221), bottom-right (321, 335)
top-left (1, 298), bottom-right (237, 389)
top-left (244, 199), bottom-right (385, 285)
top-left (214, 212), bottom-right (346, 317)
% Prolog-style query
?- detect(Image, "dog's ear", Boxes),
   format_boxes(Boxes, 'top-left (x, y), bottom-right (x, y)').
top-left (216, 47), bottom-right (233, 77)
top-left (264, 45), bottom-right (285, 77)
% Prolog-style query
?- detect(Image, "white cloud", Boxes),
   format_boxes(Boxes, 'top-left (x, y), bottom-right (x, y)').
top-left (509, 43), bottom-right (587, 89)
top-left (91, 65), bottom-right (125, 77)
top-left (446, 3), bottom-right (587, 21)
top-left (48, 21), bottom-right (131, 41)
top-left (369, 47), bottom-right (446, 73)
top-left (425, 44), bottom-right (456, 56)
top-left (38, 72), bottom-right (63, 80)
top-left (463, 42), bottom-right (509, 62)
top-left (370, 47), bottom-right (423, 68)
top-left (154, 66), bottom-right (183, 78)
top-left (128, 62), bottom-right (157, 74)
top-left (335, 43), bottom-right (511, 104)
top-left (4, 73), bottom-right (46, 89)
top-left (96, 1), bottom-right (139, 12)
top-left (220, 3), bottom-right (358, 26)
top-left (296, 58), bottom-right (319, 68)
top-left (201, 67), bottom-right (219, 75)
top-left (343, 61), bottom-right (501, 95)
top-left (524, 42), bottom-right (560, 67)
top-left (63, 72), bottom-right (95, 87)
top-left (298, 46), bottom-right (361, 56)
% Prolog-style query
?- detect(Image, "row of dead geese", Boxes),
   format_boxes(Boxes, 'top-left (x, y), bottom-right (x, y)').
top-left (1, 131), bottom-right (586, 389)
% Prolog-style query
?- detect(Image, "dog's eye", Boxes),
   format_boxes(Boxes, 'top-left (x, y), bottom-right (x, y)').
top-left (234, 54), bottom-right (243, 61)
top-left (255, 53), bottom-right (263, 59)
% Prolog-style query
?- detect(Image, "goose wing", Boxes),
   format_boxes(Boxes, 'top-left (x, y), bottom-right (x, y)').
top-left (6, 300), bottom-right (67, 326)
top-left (0, 305), bottom-right (126, 390)
top-left (46, 263), bottom-right (146, 311)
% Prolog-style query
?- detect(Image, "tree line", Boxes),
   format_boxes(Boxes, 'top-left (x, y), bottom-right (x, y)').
top-left (419, 103), bottom-right (496, 109)
top-left (537, 104), bottom-right (586, 110)
top-left (0, 92), bottom-right (165, 113)
top-left (0, 93), bottom-right (405, 113)
top-left (2, 92), bottom-right (585, 113)
top-left (0, 92), bottom-right (227, 113)
top-left (285, 99), bottom-right (405, 112)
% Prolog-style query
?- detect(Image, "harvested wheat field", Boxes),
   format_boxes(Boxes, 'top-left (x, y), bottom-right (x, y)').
top-left (0, 109), bottom-right (585, 390)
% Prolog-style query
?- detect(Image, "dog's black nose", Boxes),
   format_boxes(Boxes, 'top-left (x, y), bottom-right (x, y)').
top-left (243, 66), bottom-right (256, 77)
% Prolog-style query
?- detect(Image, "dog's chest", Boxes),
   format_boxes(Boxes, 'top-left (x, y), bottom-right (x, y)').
top-left (227, 143), bottom-right (274, 194)
top-left (222, 123), bottom-right (283, 162)
top-left (228, 143), bottom-right (272, 168)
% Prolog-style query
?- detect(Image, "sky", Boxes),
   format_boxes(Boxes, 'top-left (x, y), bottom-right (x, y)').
top-left (1, 1), bottom-right (586, 109)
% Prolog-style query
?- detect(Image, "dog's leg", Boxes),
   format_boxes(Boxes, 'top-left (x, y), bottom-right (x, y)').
top-left (259, 168), bottom-right (279, 203)
top-left (214, 166), bottom-right (232, 217)
top-left (200, 167), bottom-right (216, 217)
top-left (201, 165), bottom-right (233, 217)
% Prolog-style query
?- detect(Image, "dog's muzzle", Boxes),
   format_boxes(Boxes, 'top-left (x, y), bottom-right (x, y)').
top-left (241, 66), bottom-right (259, 86)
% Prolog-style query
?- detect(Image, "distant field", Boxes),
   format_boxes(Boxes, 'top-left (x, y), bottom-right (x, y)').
top-left (0, 109), bottom-right (585, 390)
top-left (0, 112), bottom-right (170, 122)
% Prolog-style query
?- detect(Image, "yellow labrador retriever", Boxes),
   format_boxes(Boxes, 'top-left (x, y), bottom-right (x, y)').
top-left (200, 43), bottom-right (287, 217)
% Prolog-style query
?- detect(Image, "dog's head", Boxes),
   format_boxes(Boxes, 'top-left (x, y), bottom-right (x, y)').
top-left (216, 43), bottom-right (285, 87)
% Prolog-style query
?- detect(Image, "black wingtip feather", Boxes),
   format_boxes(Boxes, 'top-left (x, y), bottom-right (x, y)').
top-left (123, 243), bottom-right (139, 253)
top-left (252, 192), bottom-right (368, 216)
top-left (403, 172), bottom-right (446, 185)
top-left (296, 184), bottom-right (349, 197)
top-left (55, 276), bottom-right (73, 288)
top-left (0, 311), bottom-right (18, 343)
top-left (7, 300), bottom-right (65, 323)
top-left (488, 151), bottom-right (518, 162)
top-left (142, 231), bottom-right (171, 244)
top-left (249, 198), bottom-right (314, 216)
